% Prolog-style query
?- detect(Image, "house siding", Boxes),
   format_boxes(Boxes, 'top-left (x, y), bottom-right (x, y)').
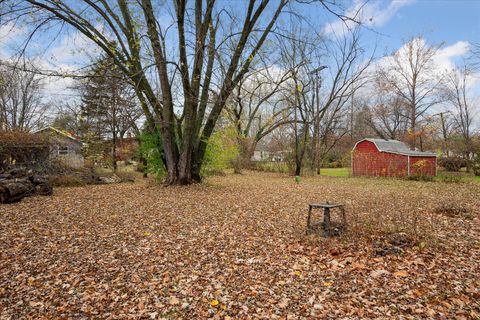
top-left (35, 128), bottom-right (84, 168)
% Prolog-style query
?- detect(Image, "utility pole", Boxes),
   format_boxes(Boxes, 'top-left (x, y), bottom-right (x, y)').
top-left (432, 111), bottom-right (451, 157)
top-left (308, 65), bottom-right (327, 175)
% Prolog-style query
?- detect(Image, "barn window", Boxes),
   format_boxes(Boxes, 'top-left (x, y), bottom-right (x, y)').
top-left (58, 146), bottom-right (69, 155)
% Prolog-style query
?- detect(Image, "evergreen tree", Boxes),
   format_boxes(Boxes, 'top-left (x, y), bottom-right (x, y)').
top-left (80, 55), bottom-right (142, 170)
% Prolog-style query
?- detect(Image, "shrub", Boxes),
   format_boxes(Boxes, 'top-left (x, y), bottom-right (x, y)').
top-left (0, 131), bottom-right (49, 171)
top-left (202, 128), bottom-right (239, 177)
top-left (473, 155), bottom-right (480, 176)
top-left (138, 131), bottom-right (166, 179)
top-left (438, 157), bottom-right (467, 172)
top-left (138, 128), bottom-right (239, 180)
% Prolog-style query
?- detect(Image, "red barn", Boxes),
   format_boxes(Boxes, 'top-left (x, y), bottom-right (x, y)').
top-left (352, 138), bottom-right (437, 177)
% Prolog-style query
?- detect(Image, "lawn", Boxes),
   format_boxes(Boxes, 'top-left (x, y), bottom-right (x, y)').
top-left (319, 167), bottom-right (350, 177)
top-left (319, 167), bottom-right (480, 183)
top-left (1, 172), bottom-right (479, 318)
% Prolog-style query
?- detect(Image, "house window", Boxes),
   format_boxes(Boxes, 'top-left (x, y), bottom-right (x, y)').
top-left (58, 146), bottom-right (69, 155)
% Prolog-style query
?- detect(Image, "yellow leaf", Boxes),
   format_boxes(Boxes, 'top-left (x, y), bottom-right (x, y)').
top-left (293, 271), bottom-right (301, 276)
top-left (394, 270), bottom-right (409, 277)
top-left (322, 281), bottom-right (333, 287)
top-left (27, 277), bottom-right (35, 285)
top-left (210, 299), bottom-right (219, 307)
top-left (143, 231), bottom-right (151, 236)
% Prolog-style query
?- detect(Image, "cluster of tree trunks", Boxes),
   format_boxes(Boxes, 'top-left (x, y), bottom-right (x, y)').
top-left (0, 168), bottom-right (52, 204)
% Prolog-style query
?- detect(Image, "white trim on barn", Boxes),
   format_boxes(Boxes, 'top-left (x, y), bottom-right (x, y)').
top-left (407, 155), bottom-right (410, 176)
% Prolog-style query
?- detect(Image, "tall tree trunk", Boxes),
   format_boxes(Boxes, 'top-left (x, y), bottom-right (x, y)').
top-left (295, 163), bottom-right (302, 176)
top-left (409, 108), bottom-right (416, 150)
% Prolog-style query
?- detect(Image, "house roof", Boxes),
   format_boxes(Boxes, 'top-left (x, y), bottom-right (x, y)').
top-left (33, 127), bottom-right (83, 145)
top-left (354, 138), bottom-right (437, 157)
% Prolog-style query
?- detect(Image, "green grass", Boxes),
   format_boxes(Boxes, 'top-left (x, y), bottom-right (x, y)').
top-left (318, 167), bottom-right (350, 177)
top-left (319, 167), bottom-right (480, 183)
top-left (253, 163), bottom-right (480, 183)
top-left (435, 170), bottom-right (480, 183)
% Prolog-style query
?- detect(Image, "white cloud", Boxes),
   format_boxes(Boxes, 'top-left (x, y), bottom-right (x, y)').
top-left (33, 31), bottom-right (101, 102)
top-left (433, 41), bottom-right (470, 72)
top-left (0, 22), bottom-right (28, 58)
top-left (356, 38), bottom-right (477, 101)
top-left (323, 0), bottom-right (416, 37)
top-left (371, 38), bottom-right (471, 78)
top-left (0, 22), bottom-right (26, 43)
top-left (46, 31), bottom-right (100, 67)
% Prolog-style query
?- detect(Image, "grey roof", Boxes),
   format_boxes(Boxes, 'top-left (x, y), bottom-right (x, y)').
top-left (355, 138), bottom-right (437, 157)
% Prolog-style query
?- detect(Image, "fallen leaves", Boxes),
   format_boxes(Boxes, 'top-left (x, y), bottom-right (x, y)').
top-left (0, 172), bottom-right (478, 318)
top-left (169, 296), bottom-right (180, 305)
top-left (278, 298), bottom-right (289, 309)
top-left (394, 270), bottom-right (409, 277)
top-left (370, 269), bottom-right (390, 278)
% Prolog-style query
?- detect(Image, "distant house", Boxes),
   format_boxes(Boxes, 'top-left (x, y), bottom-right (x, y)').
top-left (352, 138), bottom-right (437, 177)
top-left (251, 141), bottom-right (288, 162)
top-left (34, 127), bottom-right (84, 168)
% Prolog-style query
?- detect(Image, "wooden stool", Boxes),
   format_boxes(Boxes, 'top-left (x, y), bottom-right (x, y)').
top-left (306, 202), bottom-right (346, 236)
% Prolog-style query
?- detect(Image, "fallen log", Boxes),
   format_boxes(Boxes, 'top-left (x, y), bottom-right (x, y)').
top-left (0, 179), bottom-right (33, 203)
top-left (0, 168), bottom-right (53, 204)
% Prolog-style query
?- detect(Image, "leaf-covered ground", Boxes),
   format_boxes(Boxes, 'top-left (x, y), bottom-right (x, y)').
top-left (1, 172), bottom-right (479, 319)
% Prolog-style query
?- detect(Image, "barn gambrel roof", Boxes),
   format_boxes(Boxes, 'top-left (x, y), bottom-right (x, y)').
top-left (353, 138), bottom-right (437, 157)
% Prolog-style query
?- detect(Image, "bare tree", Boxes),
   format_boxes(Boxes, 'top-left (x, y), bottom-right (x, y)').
top-left (274, 25), bottom-right (372, 176)
top-left (227, 55), bottom-right (293, 171)
top-left (376, 37), bottom-right (444, 149)
top-left (444, 65), bottom-right (478, 170)
top-left (2, 0), bottom-right (353, 184)
top-left (276, 25), bottom-right (313, 176)
top-left (52, 102), bottom-right (83, 135)
top-left (364, 75), bottom-right (409, 140)
top-left (2, 0), bottom-right (288, 184)
top-left (0, 63), bottom-right (46, 131)
top-left (310, 29), bottom-right (372, 173)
